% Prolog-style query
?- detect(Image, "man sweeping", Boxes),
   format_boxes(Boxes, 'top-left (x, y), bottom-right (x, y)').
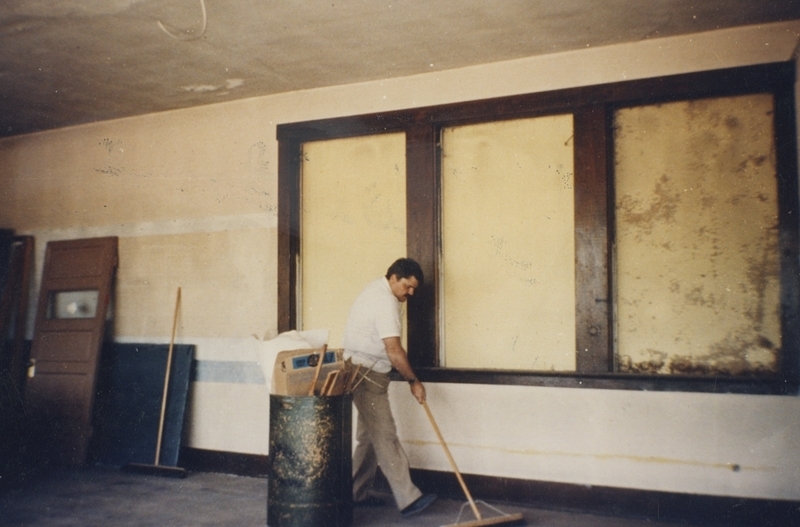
top-left (343, 258), bottom-right (437, 518)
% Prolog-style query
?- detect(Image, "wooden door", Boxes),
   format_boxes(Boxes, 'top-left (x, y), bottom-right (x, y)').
top-left (25, 237), bottom-right (118, 466)
top-left (0, 235), bottom-right (34, 393)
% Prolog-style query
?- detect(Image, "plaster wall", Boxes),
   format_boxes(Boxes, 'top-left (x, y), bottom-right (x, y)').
top-left (1, 21), bottom-right (799, 499)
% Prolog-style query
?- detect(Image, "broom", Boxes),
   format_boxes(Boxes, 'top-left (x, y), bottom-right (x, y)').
top-left (123, 287), bottom-right (187, 478)
top-left (422, 401), bottom-right (524, 527)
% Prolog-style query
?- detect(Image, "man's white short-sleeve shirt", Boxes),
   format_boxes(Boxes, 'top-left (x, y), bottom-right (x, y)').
top-left (343, 277), bottom-right (401, 373)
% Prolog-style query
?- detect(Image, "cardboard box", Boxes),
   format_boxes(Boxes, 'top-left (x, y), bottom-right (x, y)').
top-left (272, 348), bottom-right (345, 396)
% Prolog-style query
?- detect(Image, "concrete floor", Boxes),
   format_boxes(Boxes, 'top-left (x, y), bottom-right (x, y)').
top-left (0, 466), bottom-right (706, 527)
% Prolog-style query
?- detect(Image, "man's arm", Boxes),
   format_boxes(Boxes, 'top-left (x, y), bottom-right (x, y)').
top-left (383, 336), bottom-right (426, 404)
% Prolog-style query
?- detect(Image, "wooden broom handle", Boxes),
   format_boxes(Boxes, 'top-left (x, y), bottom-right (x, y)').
top-left (308, 344), bottom-right (328, 396)
top-left (155, 287), bottom-right (181, 465)
top-left (422, 401), bottom-right (482, 521)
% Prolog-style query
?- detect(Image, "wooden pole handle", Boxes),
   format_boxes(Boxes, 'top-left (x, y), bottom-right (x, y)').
top-left (155, 286), bottom-right (181, 465)
top-left (307, 344), bottom-right (327, 396)
top-left (422, 401), bottom-right (482, 521)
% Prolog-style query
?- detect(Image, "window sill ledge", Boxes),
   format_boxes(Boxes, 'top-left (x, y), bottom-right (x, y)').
top-left (398, 368), bottom-right (798, 395)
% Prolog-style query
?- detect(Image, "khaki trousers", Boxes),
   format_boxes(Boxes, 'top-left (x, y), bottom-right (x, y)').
top-left (351, 370), bottom-right (422, 510)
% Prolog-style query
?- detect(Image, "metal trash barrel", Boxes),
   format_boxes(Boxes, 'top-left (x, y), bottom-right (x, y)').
top-left (267, 394), bottom-right (353, 527)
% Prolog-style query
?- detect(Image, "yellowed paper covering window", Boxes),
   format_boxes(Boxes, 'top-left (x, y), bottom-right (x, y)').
top-left (441, 115), bottom-right (576, 370)
top-left (300, 133), bottom-right (407, 348)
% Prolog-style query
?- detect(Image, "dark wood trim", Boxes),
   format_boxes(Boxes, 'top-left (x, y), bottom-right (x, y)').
top-left (277, 139), bottom-right (301, 333)
top-left (276, 112), bottom-right (421, 142)
top-left (573, 106), bottom-right (611, 373)
top-left (277, 60), bottom-right (799, 393)
top-left (406, 123), bottom-right (439, 367)
top-left (412, 468), bottom-right (800, 527)
top-left (774, 74), bottom-right (800, 388)
top-left (179, 447), bottom-right (269, 478)
top-left (277, 62), bottom-right (794, 141)
top-left (407, 368), bottom-right (795, 395)
top-left (604, 61), bottom-right (795, 110)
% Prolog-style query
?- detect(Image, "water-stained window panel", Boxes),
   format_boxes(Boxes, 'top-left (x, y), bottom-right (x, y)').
top-left (614, 94), bottom-right (780, 375)
top-left (441, 115), bottom-right (576, 371)
top-left (301, 133), bottom-right (407, 348)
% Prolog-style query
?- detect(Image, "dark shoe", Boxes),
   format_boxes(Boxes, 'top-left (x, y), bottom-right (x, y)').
top-left (400, 493), bottom-right (437, 518)
top-left (355, 496), bottom-right (386, 507)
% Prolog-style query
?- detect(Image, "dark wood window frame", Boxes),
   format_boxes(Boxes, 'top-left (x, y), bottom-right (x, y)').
top-left (278, 61), bottom-right (799, 395)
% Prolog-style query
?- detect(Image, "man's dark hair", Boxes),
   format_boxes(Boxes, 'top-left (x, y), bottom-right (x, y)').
top-left (386, 258), bottom-right (423, 285)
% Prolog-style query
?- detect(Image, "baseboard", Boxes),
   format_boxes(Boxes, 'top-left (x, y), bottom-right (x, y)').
top-left (179, 447), bottom-right (269, 478)
top-left (177, 447), bottom-right (798, 526)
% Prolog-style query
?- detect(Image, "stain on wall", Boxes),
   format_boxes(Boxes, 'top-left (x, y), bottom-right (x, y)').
top-left (614, 93), bottom-right (780, 375)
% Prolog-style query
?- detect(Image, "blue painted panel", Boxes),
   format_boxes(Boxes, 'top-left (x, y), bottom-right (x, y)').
top-left (93, 343), bottom-right (194, 468)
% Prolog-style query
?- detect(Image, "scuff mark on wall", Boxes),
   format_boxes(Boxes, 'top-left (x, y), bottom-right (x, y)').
top-left (100, 138), bottom-right (122, 154)
top-left (404, 439), bottom-right (776, 472)
top-left (247, 141), bottom-right (271, 176)
top-left (94, 166), bottom-right (122, 177)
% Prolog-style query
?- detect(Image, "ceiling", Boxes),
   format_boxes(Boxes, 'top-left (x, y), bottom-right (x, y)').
top-left (1, 0), bottom-right (798, 139)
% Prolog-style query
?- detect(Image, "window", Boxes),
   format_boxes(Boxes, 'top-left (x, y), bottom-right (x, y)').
top-left (298, 133), bottom-right (407, 348)
top-left (614, 94), bottom-right (781, 376)
top-left (441, 115), bottom-right (576, 370)
top-left (278, 61), bottom-right (799, 393)
top-left (47, 290), bottom-right (99, 319)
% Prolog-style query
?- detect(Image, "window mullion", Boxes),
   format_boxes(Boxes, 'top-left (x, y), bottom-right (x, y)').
top-left (573, 106), bottom-right (612, 373)
top-left (277, 138), bottom-right (302, 334)
top-left (406, 123), bottom-right (439, 367)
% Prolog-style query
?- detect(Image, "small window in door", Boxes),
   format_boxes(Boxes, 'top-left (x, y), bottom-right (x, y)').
top-left (47, 290), bottom-right (100, 319)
